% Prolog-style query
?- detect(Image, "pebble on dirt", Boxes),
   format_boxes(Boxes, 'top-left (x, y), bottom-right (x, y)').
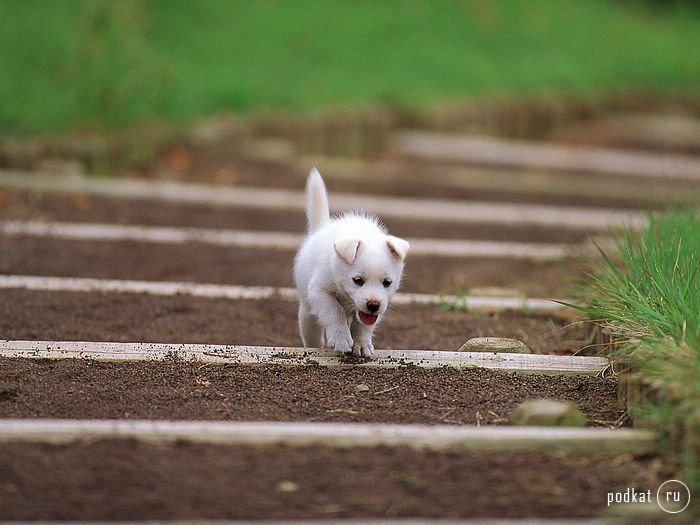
top-left (276, 481), bottom-right (299, 493)
top-left (508, 399), bottom-right (586, 427)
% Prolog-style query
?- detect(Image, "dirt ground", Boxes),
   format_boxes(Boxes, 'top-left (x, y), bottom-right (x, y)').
top-left (1, 111), bottom-right (694, 520)
top-left (0, 188), bottom-right (601, 243)
top-left (141, 152), bottom-right (671, 210)
top-left (0, 289), bottom-right (589, 354)
top-left (0, 440), bottom-right (675, 520)
top-left (0, 357), bottom-right (622, 425)
top-left (0, 184), bottom-right (592, 297)
top-left (0, 237), bottom-right (583, 297)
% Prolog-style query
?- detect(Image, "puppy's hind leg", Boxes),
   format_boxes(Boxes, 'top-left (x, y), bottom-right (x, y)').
top-left (298, 303), bottom-right (324, 349)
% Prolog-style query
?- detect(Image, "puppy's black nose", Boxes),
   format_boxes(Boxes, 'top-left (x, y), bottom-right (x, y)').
top-left (366, 300), bottom-right (380, 313)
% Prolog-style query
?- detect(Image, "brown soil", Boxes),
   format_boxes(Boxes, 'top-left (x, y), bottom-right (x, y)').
top-left (0, 439), bottom-right (676, 520)
top-left (0, 236), bottom-right (584, 297)
top-left (0, 289), bottom-right (589, 354)
top-left (0, 357), bottom-right (622, 425)
top-left (0, 187), bottom-right (596, 243)
top-left (1, 119), bottom-right (687, 520)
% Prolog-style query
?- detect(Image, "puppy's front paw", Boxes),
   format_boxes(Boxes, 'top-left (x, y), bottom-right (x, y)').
top-left (352, 341), bottom-right (374, 358)
top-left (327, 329), bottom-right (353, 354)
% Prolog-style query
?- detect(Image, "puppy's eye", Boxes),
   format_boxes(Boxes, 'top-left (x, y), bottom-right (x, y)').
top-left (352, 277), bottom-right (365, 286)
top-left (382, 279), bottom-right (392, 288)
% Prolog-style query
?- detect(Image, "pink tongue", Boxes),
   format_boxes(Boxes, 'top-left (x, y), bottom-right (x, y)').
top-left (359, 311), bottom-right (378, 325)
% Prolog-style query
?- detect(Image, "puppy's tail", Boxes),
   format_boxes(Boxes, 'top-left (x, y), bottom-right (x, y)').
top-left (305, 167), bottom-right (330, 232)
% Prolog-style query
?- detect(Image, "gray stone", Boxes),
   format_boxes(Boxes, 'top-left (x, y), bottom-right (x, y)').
top-left (508, 399), bottom-right (586, 427)
top-left (459, 337), bottom-right (530, 354)
top-left (355, 383), bottom-right (370, 393)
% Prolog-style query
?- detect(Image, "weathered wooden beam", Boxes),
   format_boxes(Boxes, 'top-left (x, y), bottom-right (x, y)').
top-left (0, 275), bottom-right (573, 313)
top-left (0, 219), bottom-right (580, 260)
top-left (397, 132), bottom-right (700, 181)
top-left (0, 419), bottom-right (657, 452)
top-left (0, 340), bottom-right (610, 376)
top-left (300, 154), bottom-right (700, 205)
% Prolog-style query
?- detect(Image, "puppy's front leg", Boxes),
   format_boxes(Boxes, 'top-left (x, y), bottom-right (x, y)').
top-left (350, 318), bottom-right (375, 358)
top-left (308, 284), bottom-right (353, 354)
top-left (298, 302), bottom-right (324, 348)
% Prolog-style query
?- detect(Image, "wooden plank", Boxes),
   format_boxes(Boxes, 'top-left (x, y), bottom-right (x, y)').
top-left (0, 219), bottom-right (579, 260)
top-left (395, 290), bottom-right (569, 313)
top-left (0, 220), bottom-right (301, 250)
top-left (0, 274), bottom-right (298, 301)
top-left (397, 132), bottom-right (700, 181)
top-left (0, 419), bottom-right (657, 452)
top-left (0, 340), bottom-right (610, 376)
top-left (302, 154), bottom-right (700, 205)
top-left (0, 275), bottom-right (572, 313)
top-left (0, 171), bottom-right (645, 230)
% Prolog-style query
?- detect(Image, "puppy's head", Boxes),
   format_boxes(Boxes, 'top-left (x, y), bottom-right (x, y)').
top-left (332, 234), bottom-right (409, 326)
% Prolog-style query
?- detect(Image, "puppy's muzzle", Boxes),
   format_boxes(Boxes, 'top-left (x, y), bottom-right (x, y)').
top-left (358, 300), bottom-right (381, 325)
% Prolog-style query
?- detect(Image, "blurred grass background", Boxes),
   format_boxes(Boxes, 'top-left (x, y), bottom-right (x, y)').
top-left (1, 0), bottom-right (699, 135)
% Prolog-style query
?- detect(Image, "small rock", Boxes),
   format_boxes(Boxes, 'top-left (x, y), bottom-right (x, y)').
top-left (508, 399), bottom-right (586, 427)
top-left (459, 337), bottom-right (530, 354)
top-left (355, 383), bottom-right (370, 393)
top-left (276, 481), bottom-right (299, 493)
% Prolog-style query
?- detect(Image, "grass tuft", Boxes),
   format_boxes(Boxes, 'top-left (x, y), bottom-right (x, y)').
top-left (582, 208), bottom-right (700, 349)
top-left (577, 207), bottom-right (700, 492)
top-left (438, 288), bottom-right (472, 312)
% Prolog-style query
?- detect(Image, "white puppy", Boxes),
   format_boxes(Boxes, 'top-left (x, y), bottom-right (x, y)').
top-left (294, 168), bottom-right (409, 357)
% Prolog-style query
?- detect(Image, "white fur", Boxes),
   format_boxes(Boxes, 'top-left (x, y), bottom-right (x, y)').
top-left (294, 167), bottom-right (409, 357)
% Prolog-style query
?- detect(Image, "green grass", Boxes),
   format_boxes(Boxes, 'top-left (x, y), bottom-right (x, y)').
top-left (1, 0), bottom-right (700, 134)
top-left (583, 209), bottom-right (700, 348)
top-left (577, 207), bottom-right (700, 492)
top-left (438, 288), bottom-right (472, 313)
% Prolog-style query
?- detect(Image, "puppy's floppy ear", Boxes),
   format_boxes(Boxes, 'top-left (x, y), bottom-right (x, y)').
top-left (334, 237), bottom-right (361, 265)
top-left (386, 235), bottom-right (409, 261)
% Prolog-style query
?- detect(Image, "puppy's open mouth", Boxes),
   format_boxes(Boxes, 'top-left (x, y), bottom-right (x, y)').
top-left (358, 311), bottom-right (378, 325)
